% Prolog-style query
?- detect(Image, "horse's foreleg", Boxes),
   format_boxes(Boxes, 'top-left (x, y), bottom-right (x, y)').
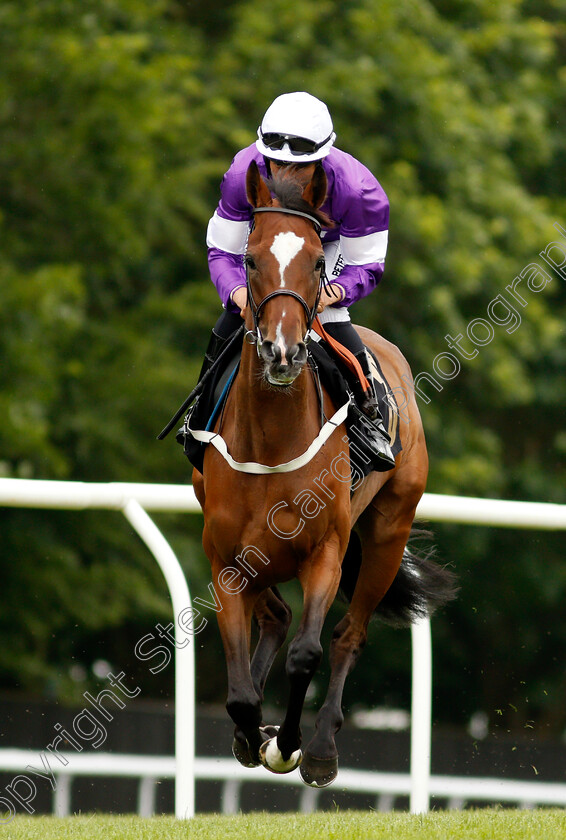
top-left (260, 535), bottom-right (342, 775)
top-left (301, 493), bottom-right (417, 787)
top-left (232, 587), bottom-right (292, 766)
top-left (299, 611), bottom-right (368, 787)
top-left (210, 561), bottom-right (266, 766)
top-left (250, 587), bottom-right (292, 699)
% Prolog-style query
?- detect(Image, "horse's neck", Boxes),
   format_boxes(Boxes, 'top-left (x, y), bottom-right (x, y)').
top-left (229, 344), bottom-right (319, 463)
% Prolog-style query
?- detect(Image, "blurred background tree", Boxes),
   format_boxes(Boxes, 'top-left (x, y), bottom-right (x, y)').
top-left (0, 0), bottom-right (565, 739)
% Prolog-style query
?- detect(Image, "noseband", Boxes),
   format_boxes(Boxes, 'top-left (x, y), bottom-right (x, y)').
top-left (245, 207), bottom-right (325, 347)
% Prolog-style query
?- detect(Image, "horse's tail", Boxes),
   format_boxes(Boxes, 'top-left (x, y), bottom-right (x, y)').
top-left (338, 527), bottom-right (459, 627)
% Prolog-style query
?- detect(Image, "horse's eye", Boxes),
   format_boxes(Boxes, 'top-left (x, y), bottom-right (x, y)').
top-left (245, 255), bottom-right (256, 270)
top-left (315, 258), bottom-right (325, 272)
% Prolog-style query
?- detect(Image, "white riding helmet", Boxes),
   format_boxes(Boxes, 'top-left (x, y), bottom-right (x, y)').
top-left (256, 92), bottom-right (336, 164)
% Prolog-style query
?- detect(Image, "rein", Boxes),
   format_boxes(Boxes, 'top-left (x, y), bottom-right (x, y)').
top-left (245, 206), bottom-right (326, 346)
top-left (157, 325), bottom-right (244, 440)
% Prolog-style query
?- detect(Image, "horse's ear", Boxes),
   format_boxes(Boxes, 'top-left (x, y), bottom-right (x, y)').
top-left (246, 160), bottom-right (272, 209)
top-left (302, 165), bottom-right (328, 210)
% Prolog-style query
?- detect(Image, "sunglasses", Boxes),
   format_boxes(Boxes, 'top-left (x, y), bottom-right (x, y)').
top-left (260, 131), bottom-right (333, 155)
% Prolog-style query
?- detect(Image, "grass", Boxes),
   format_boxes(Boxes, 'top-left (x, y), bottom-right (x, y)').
top-left (4, 811), bottom-right (566, 840)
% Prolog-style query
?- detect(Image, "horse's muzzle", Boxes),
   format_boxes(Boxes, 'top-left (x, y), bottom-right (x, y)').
top-left (259, 340), bottom-right (307, 386)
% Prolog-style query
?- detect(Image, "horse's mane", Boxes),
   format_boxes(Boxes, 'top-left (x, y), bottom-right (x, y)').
top-left (265, 167), bottom-right (335, 230)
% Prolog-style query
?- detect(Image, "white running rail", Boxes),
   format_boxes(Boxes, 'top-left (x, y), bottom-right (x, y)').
top-left (1, 750), bottom-right (566, 816)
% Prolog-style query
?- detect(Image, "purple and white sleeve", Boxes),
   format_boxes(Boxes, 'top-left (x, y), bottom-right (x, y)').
top-left (206, 155), bottom-right (254, 310)
top-left (329, 159), bottom-right (390, 307)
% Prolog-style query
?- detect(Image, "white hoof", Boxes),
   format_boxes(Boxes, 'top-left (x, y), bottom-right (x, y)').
top-left (259, 737), bottom-right (302, 774)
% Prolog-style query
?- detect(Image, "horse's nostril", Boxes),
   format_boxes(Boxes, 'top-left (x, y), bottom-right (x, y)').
top-left (260, 340), bottom-right (279, 364)
top-left (289, 342), bottom-right (307, 367)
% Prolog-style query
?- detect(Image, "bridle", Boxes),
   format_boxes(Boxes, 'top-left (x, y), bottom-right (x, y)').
top-left (162, 203), bottom-right (353, 466)
top-left (157, 206), bottom-right (330, 442)
top-left (244, 206), bottom-right (326, 347)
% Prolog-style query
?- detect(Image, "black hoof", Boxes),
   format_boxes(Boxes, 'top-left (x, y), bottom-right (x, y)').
top-left (260, 724), bottom-right (280, 739)
top-left (232, 725), bottom-right (278, 768)
top-left (299, 753), bottom-right (338, 787)
top-left (232, 730), bottom-right (259, 767)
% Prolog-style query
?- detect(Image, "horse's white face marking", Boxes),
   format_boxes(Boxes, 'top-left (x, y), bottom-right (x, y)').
top-left (275, 320), bottom-right (287, 365)
top-left (270, 231), bottom-right (304, 288)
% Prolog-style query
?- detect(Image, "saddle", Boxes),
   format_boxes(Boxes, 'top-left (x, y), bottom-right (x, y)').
top-left (177, 333), bottom-right (402, 478)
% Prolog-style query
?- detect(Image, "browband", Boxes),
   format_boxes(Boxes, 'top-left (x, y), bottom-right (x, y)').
top-left (253, 206), bottom-right (322, 234)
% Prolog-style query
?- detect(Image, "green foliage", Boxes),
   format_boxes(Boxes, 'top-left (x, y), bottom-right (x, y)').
top-left (0, 0), bottom-right (565, 739)
top-left (0, 0), bottom-right (215, 699)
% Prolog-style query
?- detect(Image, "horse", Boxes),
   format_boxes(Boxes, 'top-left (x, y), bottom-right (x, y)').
top-left (191, 160), bottom-right (456, 788)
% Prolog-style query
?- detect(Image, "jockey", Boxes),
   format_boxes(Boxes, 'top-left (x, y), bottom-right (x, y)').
top-left (204, 91), bottom-right (395, 470)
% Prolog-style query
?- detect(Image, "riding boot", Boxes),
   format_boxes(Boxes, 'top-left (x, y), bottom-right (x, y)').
top-left (352, 350), bottom-right (396, 471)
top-left (197, 328), bottom-right (232, 384)
top-left (195, 309), bottom-right (244, 382)
top-left (175, 324), bottom-right (239, 449)
top-left (320, 321), bottom-right (396, 472)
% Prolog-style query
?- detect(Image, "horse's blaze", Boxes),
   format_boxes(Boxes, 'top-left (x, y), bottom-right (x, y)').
top-left (269, 231), bottom-right (305, 288)
top-left (257, 230), bottom-right (311, 383)
top-left (260, 330), bottom-right (306, 386)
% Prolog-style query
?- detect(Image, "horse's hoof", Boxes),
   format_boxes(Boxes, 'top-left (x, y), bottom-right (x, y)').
top-left (260, 724), bottom-right (280, 739)
top-left (232, 725), bottom-right (279, 768)
top-left (299, 753), bottom-right (338, 787)
top-left (259, 736), bottom-right (302, 774)
top-left (232, 732), bottom-right (259, 768)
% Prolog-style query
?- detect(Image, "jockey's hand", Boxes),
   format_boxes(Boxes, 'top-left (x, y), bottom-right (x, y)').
top-left (317, 283), bottom-right (344, 312)
top-left (231, 286), bottom-right (248, 317)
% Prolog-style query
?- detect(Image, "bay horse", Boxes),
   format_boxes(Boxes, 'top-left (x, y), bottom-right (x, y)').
top-left (192, 161), bottom-right (456, 787)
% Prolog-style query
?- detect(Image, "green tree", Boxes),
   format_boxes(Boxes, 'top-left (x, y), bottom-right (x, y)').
top-left (0, 0), bottom-right (218, 698)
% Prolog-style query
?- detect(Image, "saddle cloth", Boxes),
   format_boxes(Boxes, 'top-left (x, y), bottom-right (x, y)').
top-left (177, 334), bottom-right (402, 478)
